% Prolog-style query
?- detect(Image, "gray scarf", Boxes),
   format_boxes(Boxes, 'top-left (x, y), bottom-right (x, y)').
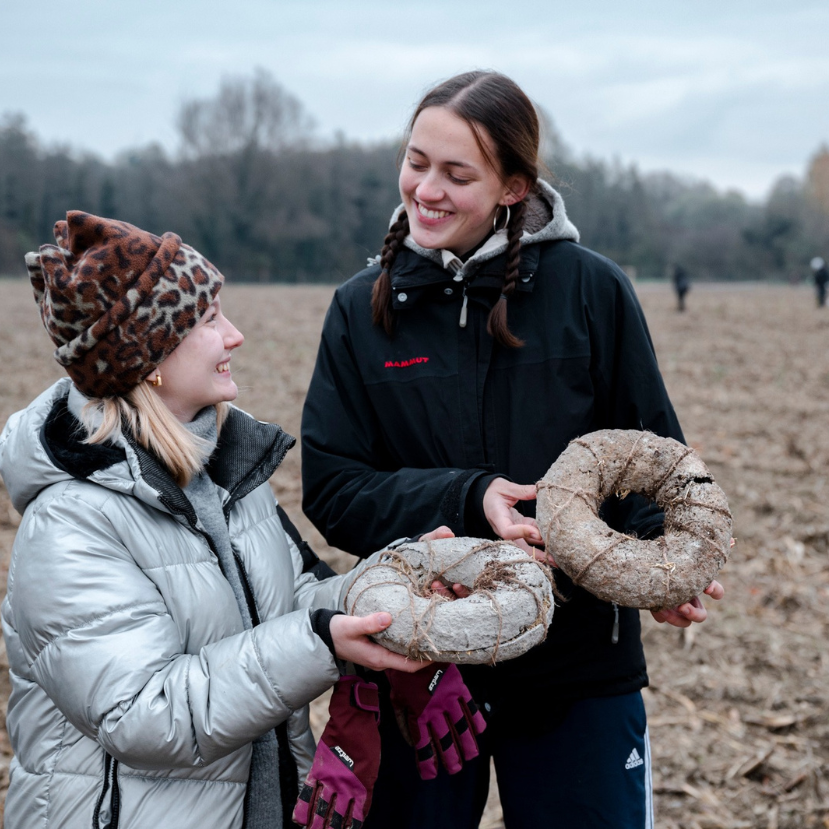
top-left (183, 408), bottom-right (283, 829)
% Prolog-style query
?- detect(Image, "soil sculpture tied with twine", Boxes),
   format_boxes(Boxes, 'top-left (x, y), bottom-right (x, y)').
top-left (345, 537), bottom-right (555, 665)
top-left (537, 429), bottom-right (732, 610)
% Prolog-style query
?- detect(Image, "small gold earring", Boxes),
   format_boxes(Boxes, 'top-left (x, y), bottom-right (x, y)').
top-left (151, 372), bottom-right (162, 387)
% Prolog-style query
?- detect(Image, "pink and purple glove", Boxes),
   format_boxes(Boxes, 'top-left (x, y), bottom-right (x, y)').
top-left (293, 675), bottom-right (381, 829)
top-left (386, 663), bottom-right (487, 780)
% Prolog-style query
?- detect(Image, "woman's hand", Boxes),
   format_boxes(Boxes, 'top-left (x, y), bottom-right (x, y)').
top-left (429, 581), bottom-right (472, 599)
top-left (483, 478), bottom-right (544, 547)
top-left (419, 526), bottom-right (455, 542)
top-left (482, 478), bottom-right (554, 562)
top-left (650, 580), bottom-right (724, 627)
top-left (330, 612), bottom-right (426, 672)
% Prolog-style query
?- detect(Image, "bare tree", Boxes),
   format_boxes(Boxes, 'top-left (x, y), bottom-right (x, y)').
top-left (536, 104), bottom-right (573, 168)
top-left (177, 68), bottom-right (314, 159)
top-left (806, 145), bottom-right (829, 215)
top-left (173, 69), bottom-right (317, 277)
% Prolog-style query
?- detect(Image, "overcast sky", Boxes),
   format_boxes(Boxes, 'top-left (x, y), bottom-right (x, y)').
top-left (3, 0), bottom-right (828, 200)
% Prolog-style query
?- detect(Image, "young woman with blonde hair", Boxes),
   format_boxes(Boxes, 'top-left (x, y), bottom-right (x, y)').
top-left (0, 212), bottom-right (427, 829)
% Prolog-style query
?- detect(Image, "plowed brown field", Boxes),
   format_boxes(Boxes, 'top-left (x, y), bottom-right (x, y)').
top-left (1, 279), bottom-right (827, 828)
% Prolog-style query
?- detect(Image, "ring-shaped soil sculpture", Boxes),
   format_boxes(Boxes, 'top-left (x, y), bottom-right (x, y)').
top-left (344, 537), bottom-right (555, 664)
top-left (536, 429), bottom-right (732, 609)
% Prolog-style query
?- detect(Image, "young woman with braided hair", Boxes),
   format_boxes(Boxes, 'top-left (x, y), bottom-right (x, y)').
top-left (302, 71), bottom-right (723, 828)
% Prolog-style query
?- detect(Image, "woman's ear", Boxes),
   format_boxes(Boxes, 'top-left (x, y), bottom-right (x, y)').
top-left (144, 368), bottom-right (163, 387)
top-left (501, 175), bottom-right (532, 206)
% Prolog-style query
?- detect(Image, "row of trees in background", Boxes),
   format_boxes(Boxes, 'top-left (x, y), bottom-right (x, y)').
top-left (2, 70), bottom-right (829, 282)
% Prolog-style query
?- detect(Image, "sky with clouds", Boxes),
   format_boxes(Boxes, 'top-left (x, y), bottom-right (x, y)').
top-left (2, 0), bottom-right (828, 200)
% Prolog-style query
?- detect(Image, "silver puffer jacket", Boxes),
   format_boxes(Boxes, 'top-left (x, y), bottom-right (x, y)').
top-left (0, 379), bottom-right (368, 828)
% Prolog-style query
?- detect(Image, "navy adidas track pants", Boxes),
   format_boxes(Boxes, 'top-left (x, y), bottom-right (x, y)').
top-left (365, 690), bottom-right (654, 829)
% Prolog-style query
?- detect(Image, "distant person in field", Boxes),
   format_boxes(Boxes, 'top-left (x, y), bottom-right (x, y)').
top-left (811, 256), bottom-right (828, 307)
top-left (672, 263), bottom-right (691, 311)
top-left (0, 212), bottom-right (437, 829)
top-left (301, 69), bottom-right (724, 829)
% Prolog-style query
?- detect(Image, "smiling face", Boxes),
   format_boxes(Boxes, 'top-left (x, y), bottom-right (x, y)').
top-left (150, 296), bottom-right (244, 422)
top-left (399, 106), bottom-right (529, 257)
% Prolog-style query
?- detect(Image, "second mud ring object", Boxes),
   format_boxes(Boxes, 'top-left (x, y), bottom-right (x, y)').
top-left (536, 429), bottom-right (732, 609)
top-left (344, 537), bottom-right (555, 665)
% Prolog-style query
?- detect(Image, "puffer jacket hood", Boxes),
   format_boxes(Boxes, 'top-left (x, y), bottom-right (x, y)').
top-left (388, 179), bottom-right (580, 271)
top-left (1, 380), bottom-right (363, 829)
top-left (0, 378), bottom-right (295, 520)
top-left (0, 379), bottom-right (82, 513)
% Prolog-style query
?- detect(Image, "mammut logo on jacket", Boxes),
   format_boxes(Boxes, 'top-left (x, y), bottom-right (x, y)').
top-left (385, 357), bottom-right (430, 368)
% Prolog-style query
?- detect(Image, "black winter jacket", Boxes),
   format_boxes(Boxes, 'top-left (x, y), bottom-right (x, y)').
top-left (301, 188), bottom-right (684, 727)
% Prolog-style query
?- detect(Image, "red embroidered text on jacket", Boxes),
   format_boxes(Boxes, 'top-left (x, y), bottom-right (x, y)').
top-left (385, 357), bottom-right (430, 368)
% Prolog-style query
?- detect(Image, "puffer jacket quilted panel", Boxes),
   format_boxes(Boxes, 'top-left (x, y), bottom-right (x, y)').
top-left (0, 379), bottom-right (369, 828)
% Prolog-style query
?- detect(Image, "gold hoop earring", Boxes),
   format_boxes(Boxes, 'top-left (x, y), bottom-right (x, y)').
top-left (493, 204), bottom-right (511, 233)
top-left (150, 372), bottom-right (162, 387)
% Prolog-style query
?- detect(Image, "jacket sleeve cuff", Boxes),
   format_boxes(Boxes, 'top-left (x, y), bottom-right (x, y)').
top-left (463, 473), bottom-right (506, 538)
top-left (310, 608), bottom-right (343, 657)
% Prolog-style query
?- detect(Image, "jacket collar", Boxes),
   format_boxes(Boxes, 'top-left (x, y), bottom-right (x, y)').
top-left (206, 407), bottom-right (294, 514)
top-left (389, 243), bottom-right (543, 312)
top-left (123, 408), bottom-right (294, 525)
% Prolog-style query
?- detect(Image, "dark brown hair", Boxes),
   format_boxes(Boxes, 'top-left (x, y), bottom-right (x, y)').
top-left (371, 71), bottom-right (541, 347)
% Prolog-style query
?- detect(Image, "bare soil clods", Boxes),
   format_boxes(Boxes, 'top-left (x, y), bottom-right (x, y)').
top-left (1, 280), bottom-right (828, 828)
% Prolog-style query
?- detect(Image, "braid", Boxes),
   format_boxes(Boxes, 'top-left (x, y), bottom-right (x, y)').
top-left (371, 209), bottom-right (410, 335)
top-left (487, 198), bottom-right (527, 348)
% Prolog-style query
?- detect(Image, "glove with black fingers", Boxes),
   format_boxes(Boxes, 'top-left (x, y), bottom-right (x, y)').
top-left (293, 675), bottom-right (381, 829)
top-left (386, 663), bottom-right (486, 780)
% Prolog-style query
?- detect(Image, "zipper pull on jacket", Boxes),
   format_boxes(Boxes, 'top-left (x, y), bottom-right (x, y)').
top-left (440, 251), bottom-right (467, 328)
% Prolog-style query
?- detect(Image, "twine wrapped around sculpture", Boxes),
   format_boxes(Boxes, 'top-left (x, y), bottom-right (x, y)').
top-left (536, 429), bottom-right (732, 609)
top-left (344, 537), bottom-right (555, 665)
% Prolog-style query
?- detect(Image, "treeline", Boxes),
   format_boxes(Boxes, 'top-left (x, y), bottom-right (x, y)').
top-left (2, 70), bottom-right (828, 282)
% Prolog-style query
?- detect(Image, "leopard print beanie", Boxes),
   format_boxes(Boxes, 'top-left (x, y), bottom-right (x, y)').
top-left (25, 211), bottom-right (224, 398)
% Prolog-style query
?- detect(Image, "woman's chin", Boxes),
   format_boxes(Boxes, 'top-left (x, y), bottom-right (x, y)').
top-left (211, 379), bottom-right (239, 404)
top-left (409, 224), bottom-right (448, 251)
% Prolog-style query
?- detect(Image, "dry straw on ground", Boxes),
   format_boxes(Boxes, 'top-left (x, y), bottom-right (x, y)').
top-left (1, 280), bottom-right (828, 828)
